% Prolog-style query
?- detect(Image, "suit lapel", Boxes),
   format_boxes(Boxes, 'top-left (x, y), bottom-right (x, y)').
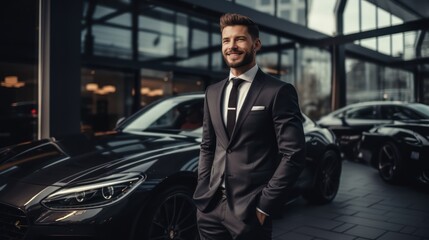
top-left (229, 70), bottom-right (266, 144)
top-left (213, 78), bottom-right (229, 146)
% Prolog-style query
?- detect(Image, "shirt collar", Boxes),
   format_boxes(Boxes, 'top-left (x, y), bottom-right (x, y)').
top-left (228, 64), bottom-right (259, 83)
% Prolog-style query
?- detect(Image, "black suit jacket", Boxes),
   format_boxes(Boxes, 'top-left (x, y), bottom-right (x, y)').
top-left (193, 69), bottom-right (306, 221)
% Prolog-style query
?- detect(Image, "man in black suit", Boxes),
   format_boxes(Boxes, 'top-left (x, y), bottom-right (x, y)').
top-left (193, 13), bottom-right (306, 240)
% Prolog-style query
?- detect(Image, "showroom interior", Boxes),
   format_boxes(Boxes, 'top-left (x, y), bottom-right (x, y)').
top-left (0, 0), bottom-right (428, 146)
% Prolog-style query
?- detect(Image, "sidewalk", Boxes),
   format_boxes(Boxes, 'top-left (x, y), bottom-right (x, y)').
top-left (273, 161), bottom-right (429, 240)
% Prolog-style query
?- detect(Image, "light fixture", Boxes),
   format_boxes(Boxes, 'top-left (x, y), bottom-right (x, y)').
top-left (140, 87), bottom-right (150, 95)
top-left (86, 83), bottom-right (116, 95)
top-left (86, 83), bottom-right (99, 92)
top-left (102, 85), bottom-right (116, 93)
top-left (1, 76), bottom-right (25, 88)
top-left (140, 87), bottom-right (163, 97)
top-left (147, 89), bottom-right (163, 97)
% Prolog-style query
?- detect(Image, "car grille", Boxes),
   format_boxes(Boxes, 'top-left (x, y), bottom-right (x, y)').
top-left (0, 203), bottom-right (28, 240)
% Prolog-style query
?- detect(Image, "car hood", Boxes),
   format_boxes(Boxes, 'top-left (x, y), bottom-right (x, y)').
top-left (388, 120), bottom-right (429, 133)
top-left (0, 131), bottom-right (198, 187)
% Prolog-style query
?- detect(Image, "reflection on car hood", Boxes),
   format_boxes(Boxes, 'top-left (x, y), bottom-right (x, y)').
top-left (387, 120), bottom-right (429, 134)
top-left (0, 131), bottom-right (198, 186)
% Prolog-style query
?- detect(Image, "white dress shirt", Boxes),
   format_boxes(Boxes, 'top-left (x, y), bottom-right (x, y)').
top-left (222, 64), bottom-right (259, 125)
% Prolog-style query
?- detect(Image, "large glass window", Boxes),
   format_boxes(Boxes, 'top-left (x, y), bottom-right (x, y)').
top-left (139, 69), bottom-right (204, 108)
top-left (361, 0), bottom-right (377, 52)
top-left (177, 17), bottom-right (209, 69)
top-left (346, 58), bottom-right (380, 104)
top-left (82, 1), bottom-right (132, 59)
top-left (0, 0), bottom-right (38, 147)
top-left (81, 68), bottom-right (133, 132)
top-left (211, 25), bottom-right (226, 72)
top-left (346, 58), bottom-right (414, 104)
top-left (277, 0), bottom-right (306, 25)
top-left (404, 31), bottom-right (417, 60)
top-left (138, 8), bottom-right (186, 61)
top-left (257, 32), bottom-right (279, 76)
top-left (361, 0), bottom-right (376, 31)
top-left (280, 48), bottom-right (295, 84)
top-left (343, 0), bottom-right (409, 58)
top-left (383, 67), bottom-right (414, 102)
top-left (296, 47), bottom-right (331, 120)
top-left (344, 0), bottom-right (360, 34)
top-left (308, 0), bottom-right (336, 35)
top-left (237, 0), bottom-right (275, 16)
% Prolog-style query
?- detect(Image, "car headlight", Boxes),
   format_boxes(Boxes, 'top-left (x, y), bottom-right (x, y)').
top-left (42, 173), bottom-right (145, 210)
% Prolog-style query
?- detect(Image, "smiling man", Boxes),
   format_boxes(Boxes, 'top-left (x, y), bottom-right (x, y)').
top-left (193, 13), bottom-right (306, 240)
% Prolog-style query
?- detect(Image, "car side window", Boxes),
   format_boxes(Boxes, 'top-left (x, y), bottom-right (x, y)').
top-left (346, 106), bottom-right (377, 119)
top-left (381, 105), bottom-right (422, 120)
top-left (148, 99), bottom-right (203, 131)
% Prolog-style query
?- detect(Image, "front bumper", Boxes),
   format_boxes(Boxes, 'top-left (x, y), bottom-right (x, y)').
top-left (1, 191), bottom-right (151, 240)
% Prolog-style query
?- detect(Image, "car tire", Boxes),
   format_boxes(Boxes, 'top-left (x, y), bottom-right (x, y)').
top-left (377, 141), bottom-right (403, 184)
top-left (137, 185), bottom-right (199, 240)
top-left (303, 150), bottom-right (342, 204)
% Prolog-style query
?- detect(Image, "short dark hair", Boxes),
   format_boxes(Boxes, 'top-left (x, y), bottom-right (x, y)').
top-left (220, 13), bottom-right (259, 39)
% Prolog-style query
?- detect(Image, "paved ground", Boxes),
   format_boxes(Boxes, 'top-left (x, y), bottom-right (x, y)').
top-left (272, 160), bottom-right (429, 240)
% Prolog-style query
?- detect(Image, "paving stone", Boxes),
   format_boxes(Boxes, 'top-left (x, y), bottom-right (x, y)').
top-left (400, 226), bottom-right (417, 234)
top-left (284, 215), bottom-right (344, 230)
top-left (379, 199), bottom-right (412, 208)
top-left (344, 204), bottom-right (387, 216)
top-left (329, 206), bottom-right (359, 216)
top-left (414, 228), bottom-right (429, 238)
top-left (354, 212), bottom-right (389, 221)
top-left (344, 197), bottom-right (383, 207)
top-left (273, 220), bottom-right (303, 236)
top-left (334, 215), bottom-right (403, 231)
top-left (273, 231), bottom-right (313, 240)
top-left (301, 209), bottom-right (340, 220)
top-left (386, 213), bottom-right (428, 228)
top-left (294, 226), bottom-right (355, 240)
top-left (377, 231), bottom-right (421, 240)
top-left (344, 225), bottom-right (385, 239)
top-left (386, 207), bottom-right (429, 218)
top-left (333, 223), bottom-right (356, 233)
top-left (271, 161), bottom-right (429, 240)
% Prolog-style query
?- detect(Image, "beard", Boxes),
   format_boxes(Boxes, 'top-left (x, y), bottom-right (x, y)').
top-left (223, 47), bottom-right (255, 68)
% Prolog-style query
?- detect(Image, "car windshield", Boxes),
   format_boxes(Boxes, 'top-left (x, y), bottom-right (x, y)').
top-left (408, 103), bottom-right (429, 118)
top-left (121, 95), bottom-right (204, 135)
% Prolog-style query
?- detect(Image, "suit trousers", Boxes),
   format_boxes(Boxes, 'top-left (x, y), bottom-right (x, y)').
top-left (196, 190), bottom-right (272, 240)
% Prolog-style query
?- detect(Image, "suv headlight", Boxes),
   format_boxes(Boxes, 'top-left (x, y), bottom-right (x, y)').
top-left (42, 173), bottom-right (145, 210)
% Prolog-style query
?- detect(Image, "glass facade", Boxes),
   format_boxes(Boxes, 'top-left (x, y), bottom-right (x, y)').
top-left (0, 0), bottom-right (38, 147)
top-left (296, 47), bottom-right (332, 120)
top-left (346, 58), bottom-right (414, 105)
top-left (0, 0), bottom-right (425, 147)
top-left (81, 68), bottom-right (134, 132)
top-left (307, 0), bottom-right (336, 35)
top-left (343, 0), bottom-right (407, 57)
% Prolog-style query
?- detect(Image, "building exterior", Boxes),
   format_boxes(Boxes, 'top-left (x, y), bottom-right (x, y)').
top-left (0, 0), bottom-right (428, 147)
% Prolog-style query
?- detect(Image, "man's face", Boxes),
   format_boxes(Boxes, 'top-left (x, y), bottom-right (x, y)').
top-left (221, 25), bottom-right (261, 70)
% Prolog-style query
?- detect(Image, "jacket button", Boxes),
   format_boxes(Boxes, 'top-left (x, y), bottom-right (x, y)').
top-left (227, 149), bottom-right (232, 153)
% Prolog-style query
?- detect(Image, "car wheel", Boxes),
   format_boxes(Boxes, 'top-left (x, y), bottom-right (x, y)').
top-left (303, 150), bottom-right (342, 204)
top-left (138, 186), bottom-right (199, 240)
top-left (378, 141), bottom-right (403, 183)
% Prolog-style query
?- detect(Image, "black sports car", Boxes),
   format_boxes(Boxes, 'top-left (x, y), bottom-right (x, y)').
top-left (359, 119), bottom-right (429, 185)
top-left (317, 101), bottom-right (429, 159)
top-left (0, 93), bottom-right (341, 240)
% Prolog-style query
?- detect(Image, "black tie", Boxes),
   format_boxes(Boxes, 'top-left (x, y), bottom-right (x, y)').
top-left (227, 78), bottom-right (245, 138)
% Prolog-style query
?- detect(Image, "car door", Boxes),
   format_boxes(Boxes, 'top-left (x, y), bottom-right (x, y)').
top-left (335, 105), bottom-right (388, 157)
